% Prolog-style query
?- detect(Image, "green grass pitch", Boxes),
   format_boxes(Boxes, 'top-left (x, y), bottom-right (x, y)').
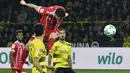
top-left (0, 69), bottom-right (130, 73)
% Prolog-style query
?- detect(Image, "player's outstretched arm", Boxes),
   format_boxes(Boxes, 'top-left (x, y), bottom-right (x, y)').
top-left (20, 0), bottom-right (41, 11)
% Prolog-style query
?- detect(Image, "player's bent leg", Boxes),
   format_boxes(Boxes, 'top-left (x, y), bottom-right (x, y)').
top-left (47, 32), bottom-right (57, 52)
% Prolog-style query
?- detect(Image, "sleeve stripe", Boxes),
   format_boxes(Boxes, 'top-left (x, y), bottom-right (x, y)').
top-left (32, 35), bottom-right (36, 38)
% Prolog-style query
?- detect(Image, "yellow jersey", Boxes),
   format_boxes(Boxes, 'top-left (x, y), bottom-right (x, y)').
top-left (29, 39), bottom-right (47, 73)
top-left (49, 40), bottom-right (72, 68)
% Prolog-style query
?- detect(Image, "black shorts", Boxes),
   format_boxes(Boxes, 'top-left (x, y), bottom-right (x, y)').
top-left (55, 68), bottom-right (76, 73)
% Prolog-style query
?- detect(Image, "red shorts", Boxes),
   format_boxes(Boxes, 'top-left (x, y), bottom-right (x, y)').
top-left (30, 29), bottom-right (59, 42)
top-left (43, 29), bottom-right (59, 41)
top-left (10, 62), bottom-right (25, 73)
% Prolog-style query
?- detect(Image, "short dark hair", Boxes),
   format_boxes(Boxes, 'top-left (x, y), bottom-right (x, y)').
top-left (16, 30), bottom-right (23, 35)
top-left (33, 23), bottom-right (44, 36)
top-left (55, 8), bottom-right (65, 18)
top-left (59, 28), bottom-right (66, 32)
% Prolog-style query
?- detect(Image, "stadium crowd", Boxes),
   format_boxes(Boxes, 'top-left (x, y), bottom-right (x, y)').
top-left (0, 0), bottom-right (130, 47)
top-left (0, 22), bottom-right (130, 47)
top-left (1, 0), bottom-right (130, 22)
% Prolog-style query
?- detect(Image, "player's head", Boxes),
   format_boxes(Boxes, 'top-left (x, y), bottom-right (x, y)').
top-left (59, 28), bottom-right (66, 40)
top-left (16, 30), bottom-right (23, 41)
top-left (55, 8), bottom-right (65, 19)
top-left (33, 23), bottom-right (44, 36)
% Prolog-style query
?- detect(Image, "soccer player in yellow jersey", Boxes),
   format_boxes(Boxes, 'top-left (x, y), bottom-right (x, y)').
top-left (29, 24), bottom-right (47, 73)
top-left (48, 28), bottom-right (75, 73)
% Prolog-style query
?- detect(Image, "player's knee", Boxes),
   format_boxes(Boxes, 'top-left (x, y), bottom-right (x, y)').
top-left (49, 32), bottom-right (57, 39)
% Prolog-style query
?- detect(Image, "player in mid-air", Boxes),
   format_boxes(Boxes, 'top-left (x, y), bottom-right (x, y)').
top-left (10, 30), bottom-right (29, 73)
top-left (20, 0), bottom-right (69, 52)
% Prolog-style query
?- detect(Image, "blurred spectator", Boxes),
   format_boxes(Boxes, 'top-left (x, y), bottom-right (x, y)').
top-left (0, 22), bottom-right (130, 47)
top-left (7, 42), bottom-right (13, 47)
top-left (123, 42), bottom-right (130, 47)
top-left (1, 0), bottom-right (130, 22)
top-left (17, 10), bottom-right (28, 22)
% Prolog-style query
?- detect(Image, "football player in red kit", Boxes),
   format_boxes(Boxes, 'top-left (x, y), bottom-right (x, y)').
top-left (10, 30), bottom-right (29, 73)
top-left (20, 0), bottom-right (69, 52)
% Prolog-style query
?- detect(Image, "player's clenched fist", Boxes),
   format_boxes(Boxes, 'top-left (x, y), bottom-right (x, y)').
top-left (20, 0), bottom-right (26, 5)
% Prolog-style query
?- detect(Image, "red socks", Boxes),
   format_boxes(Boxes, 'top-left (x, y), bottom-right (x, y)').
top-left (47, 38), bottom-right (55, 51)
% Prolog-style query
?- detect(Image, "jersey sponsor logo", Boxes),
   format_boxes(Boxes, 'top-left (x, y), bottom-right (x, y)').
top-left (56, 46), bottom-right (68, 54)
top-left (59, 50), bottom-right (68, 54)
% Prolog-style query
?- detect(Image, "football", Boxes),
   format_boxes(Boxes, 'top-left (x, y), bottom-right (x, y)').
top-left (104, 24), bottom-right (116, 36)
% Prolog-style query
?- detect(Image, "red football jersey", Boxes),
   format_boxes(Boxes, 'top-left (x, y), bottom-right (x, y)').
top-left (10, 41), bottom-right (26, 65)
top-left (38, 5), bottom-right (65, 31)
